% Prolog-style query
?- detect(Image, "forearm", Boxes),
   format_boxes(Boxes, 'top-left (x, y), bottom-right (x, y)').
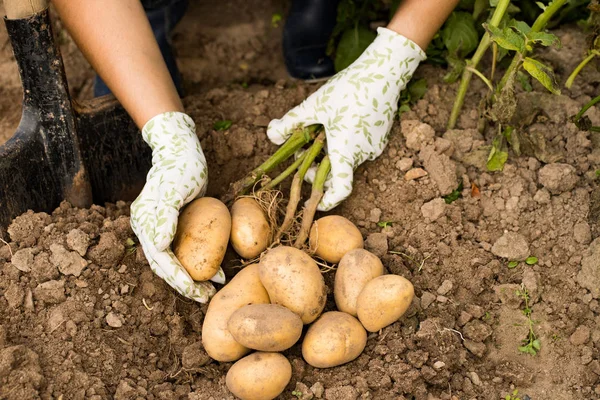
top-left (387, 0), bottom-right (459, 50)
top-left (51, 0), bottom-right (183, 128)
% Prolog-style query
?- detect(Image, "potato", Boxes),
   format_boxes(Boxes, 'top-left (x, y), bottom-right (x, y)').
top-left (309, 215), bottom-right (363, 263)
top-left (202, 264), bottom-right (270, 362)
top-left (302, 311), bottom-right (367, 368)
top-left (334, 249), bottom-right (384, 316)
top-left (231, 198), bottom-right (271, 259)
top-left (259, 246), bottom-right (326, 324)
top-left (228, 304), bottom-right (303, 352)
top-left (226, 352), bottom-right (291, 400)
top-left (173, 197), bottom-right (231, 281)
top-left (356, 275), bottom-right (414, 332)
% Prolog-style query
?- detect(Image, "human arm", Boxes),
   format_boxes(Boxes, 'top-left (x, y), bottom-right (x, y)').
top-left (268, 0), bottom-right (459, 210)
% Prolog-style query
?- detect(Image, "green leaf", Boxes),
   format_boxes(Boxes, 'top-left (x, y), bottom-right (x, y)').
top-left (407, 78), bottom-right (428, 101)
top-left (527, 31), bottom-right (561, 48)
top-left (377, 221), bottom-right (393, 228)
top-left (443, 181), bottom-right (464, 204)
top-left (442, 12), bottom-right (479, 58)
top-left (271, 13), bottom-right (282, 28)
top-left (532, 339), bottom-right (541, 350)
top-left (522, 57), bottom-right (561, 95)
top-left (516, 70), bottom-right (533, 92)
top-left (334, 26), bottom-right (377, 72)
top-left (526, 256), bottom-right (538, 265)
top-left (510, 20), bottom-right (531, 36)
top-left (398, 104), bottom-right (411, 114)
top-left (487, 134), bottom-right (509, 172)
top-left (484, 23), bottom-right (525, 52)
top-left (213, 120), bottom-right (232, 131)
top-left (508, 261), bottom-right (519, 269)
top-left (443, 55), bottom-right (466, 84)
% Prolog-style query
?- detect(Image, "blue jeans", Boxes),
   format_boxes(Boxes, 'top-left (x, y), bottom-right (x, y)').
top-left (93, 0), bottom-right (188, 97)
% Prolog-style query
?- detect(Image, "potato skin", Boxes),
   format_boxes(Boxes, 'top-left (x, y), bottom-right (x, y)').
top-left (334, 249), bottom-right (384, 316)
top-left (302, 311), bottom-right (367, 368)
top-left (202, 264), bottom-right (270, 362)
top-left (259, 246), bottom-right (326, 324)
top-left (230, 198), bottom-right (271, 259)
top-left (173, 197), bottom-right (231, 281)
top-left (356, 275), bottom-right (414, 332)
top-left (228, 304), bottom-right (303, 352)
top-left (226, 352), bottom-right (292, 400)
top-left (309, 216), bottom-right (363, 263)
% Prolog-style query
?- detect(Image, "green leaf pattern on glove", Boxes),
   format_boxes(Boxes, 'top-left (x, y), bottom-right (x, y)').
top-left (130, 111), bottom-right (217, 303)
top-left (268, 28), bottom-right (426, 211)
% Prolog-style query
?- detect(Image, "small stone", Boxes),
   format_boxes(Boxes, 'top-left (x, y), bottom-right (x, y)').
top-left (538, 163), bottom-right (579, 194)
top-left (421, 292), bottom-right (436, 310)
top-left (420, 146), bottom-right (458, 196)
top-left (118, 264), bottom-right (128, 273)
top-left (369, 208), bottom-right (382, 223)
top-left (396, 157), bottom-right (414, 171)
top-left (491, 232), bottom-right (529, 261)
top-left (421, 198), bottom-right (446, 221)
top-left (437, 280), bottom-right (453, 295)
top-left (75, 279), bottom-right (88, 288)
top-left (106, 312), bottom-right (123, 328)
top-left (433, 361), bottom-right (446, 370)
top-left (120, 284), bottom-right (130, 295)
top-left (4, 283), bottom-right (24, 308)
top-left (570, 325), bottom-right (591, 346)
top-left (581, 346), bottom-right (594, 365)
top-left (23, 289), bottom-right (34, 311)
top-left (311, 382), bottom-right (325, 399)
top-left (405, 168), bottom-right (428, 181)
top-left (11, 248), bottom-right (34, 272)
top-left (457, 311), bottom-right (473, 326)
top-left (533, 189), bottom-right (551, 204)
top-left (468, 371), bottom-right (482, 386)
top-left (66, 228), bottom-right (90, 256)
top-left (436, 295), bottom-right (448, 303)
top-left (365, 233), bottom-right (388, 258)
top-left (181, 341), bottom-right (211, 369)
top-left (464, 340), bottom-right (486, 358)
top-left (574, 222), bottom-right (592, 245)
top-left (33, 280), bottom-right (66, 304)
top-left (402, 120), bottom-right (435, 151)
top-left (50, 244), bottom-right (88, 277)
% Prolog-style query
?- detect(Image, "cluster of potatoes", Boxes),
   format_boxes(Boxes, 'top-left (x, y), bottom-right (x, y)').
top-left (172, 197), bottom-right (415, 400)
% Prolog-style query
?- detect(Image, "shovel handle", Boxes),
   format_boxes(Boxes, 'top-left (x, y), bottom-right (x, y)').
top-left (4, 0), bottom-right (48, 19)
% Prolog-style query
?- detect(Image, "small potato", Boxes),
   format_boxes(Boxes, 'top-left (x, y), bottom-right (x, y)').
top-left (302, 311), bottom-right (367, 368)
top-left (334, 249), bottom-right (384, 316)
top-left (202, 264), bottom-right (270, 362)
top-left (226, 352), bottom-right (291, 400)
top-left (356, 275), bottom-right (414, 332)
top-left (231, 198), bottom-right (271, 259)
top-left (309, 215), bottom-right (363, 263)
top-left (173, 197), bottom-right (231, 281)
top-left (259, 246), bottom-right (326, 324)
top-left (228, 304), bottom-right (303, 352)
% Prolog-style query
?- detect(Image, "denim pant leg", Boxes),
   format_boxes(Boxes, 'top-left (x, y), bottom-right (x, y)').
top-left (93, 0), bottom-right (189, 98)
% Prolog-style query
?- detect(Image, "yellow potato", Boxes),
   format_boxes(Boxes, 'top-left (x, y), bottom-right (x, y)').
top-left (226, 352), bottom-right (292, 400)
top-left (231, 197), bottom-right (271, 259)
top-left (356, 275), bottom-right (414, 332)
top-left (173, 197), bottom-right (231, 281)
top-left (202, 264), bottom-right (270, 362)
top-left (259, 246), bottom-right (326, 324)
top-left (309, 215), bottom-right (363, 263)
top-left (228, 304), bottom-right (303, 352)
top-left (302, 311), bottom-right (367, 368)
top-left (334, 249), bottom-right (384, 316)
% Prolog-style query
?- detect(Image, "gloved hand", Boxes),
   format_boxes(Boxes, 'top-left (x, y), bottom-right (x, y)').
top-left (130, 111), bottom-right (224, 303)
top-left (268, 27), bottom-right (426, 211)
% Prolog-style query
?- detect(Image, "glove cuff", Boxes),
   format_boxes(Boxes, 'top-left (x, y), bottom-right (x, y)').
top-left (141, 111), bottom-right (197, 151)
top-left (374, 27), bottom-right (427, 63)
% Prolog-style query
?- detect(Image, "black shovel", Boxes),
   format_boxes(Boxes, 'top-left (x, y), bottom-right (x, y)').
top-left (0, 0), bottom-right (151, 237)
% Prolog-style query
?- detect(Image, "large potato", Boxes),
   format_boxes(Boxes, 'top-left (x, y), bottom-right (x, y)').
top-left (302, 311), bottom-right (367, 368)
top-left (202, 264), bottom-right (270, 362)
top-left (230, 197), bottom-right (271, 259)
top-left (226, 352), bottom-right (292, 400)
top-left (259, 246), bottom-right (326, 324)
top-left (228, 304), bottom-right (303, 352)
top-left (334, 249), bottom-right (384, 316)
top-left (309, 215), bottom-right (363, 263)
top-left (356, 275), bottom-right (414, 332)
top-left (173, 197), bottom-right (231, 281)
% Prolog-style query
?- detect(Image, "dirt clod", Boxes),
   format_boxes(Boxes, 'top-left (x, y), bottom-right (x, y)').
top-left (538, 163), bottom-right (579, 194)
top-left (491, 232), bottom-right (529, 261)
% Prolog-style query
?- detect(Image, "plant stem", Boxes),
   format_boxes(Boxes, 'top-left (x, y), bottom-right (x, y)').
top-left (294, 156), bottom-right (331, 248)
top-left (566, 51), bottom-right (599, 89)
top-left (275, 132), bottom-right (326, 242)
top-left (447, 0), bottom-right (511, 129)
top-left (466, 66), bottom-right (494, 91)
top-left (497, 0), bottom-right (568, 93)
top-left (260, 151), bottom-right (307, 191)
top-left (574, 94), bottom-right (600, 122)
top-left (223, 125), bottom-right (321, 203)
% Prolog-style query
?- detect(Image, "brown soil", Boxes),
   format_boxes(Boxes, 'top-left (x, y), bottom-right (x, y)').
top-left (2, 2), bottom-right (600, 400)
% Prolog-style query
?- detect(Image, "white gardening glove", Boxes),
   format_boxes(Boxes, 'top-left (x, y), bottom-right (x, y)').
top-left (268, 27), bottom-right (426, 210)
top-left (130, 111), bottom-right (224, 304)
